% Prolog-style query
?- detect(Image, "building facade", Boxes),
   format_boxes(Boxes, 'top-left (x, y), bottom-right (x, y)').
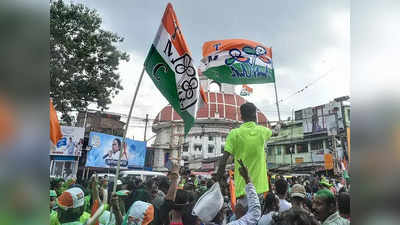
top-left (267, 97), bottom-right (351, 175)
top-left (76, 110), bottom-right (125, 138)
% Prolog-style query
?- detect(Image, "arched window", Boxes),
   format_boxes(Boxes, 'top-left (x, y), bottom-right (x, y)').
top-left (209, 81), bottom-right (221, 92)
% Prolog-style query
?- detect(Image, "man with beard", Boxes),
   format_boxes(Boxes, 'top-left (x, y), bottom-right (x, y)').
top-left (312, 189), bottom-right (349, 225)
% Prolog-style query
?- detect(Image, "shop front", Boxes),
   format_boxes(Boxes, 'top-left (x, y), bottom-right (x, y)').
top-left (50, 155), bottom-right (79, 179)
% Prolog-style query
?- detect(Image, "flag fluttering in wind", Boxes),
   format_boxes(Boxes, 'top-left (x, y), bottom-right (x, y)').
top-left (50, 99), bottom-right (62, 145)
top-left (144, 3), bottom-right (200, 135)
top-left (199, 39), bottom-right (275, 84)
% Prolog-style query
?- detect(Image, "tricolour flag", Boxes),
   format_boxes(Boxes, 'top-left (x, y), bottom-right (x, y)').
top-left (240, 84), bottom-right (253, 96)
top-left (50, 99), bottom-right (63, 145)
top-left (144, 3), bottom-right (200, 135)
top-left (199, 39), bottom-right (275, 84)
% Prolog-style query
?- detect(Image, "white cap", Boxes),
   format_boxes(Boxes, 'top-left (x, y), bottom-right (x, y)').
top-left (192, 182), bottom-right (224, 222)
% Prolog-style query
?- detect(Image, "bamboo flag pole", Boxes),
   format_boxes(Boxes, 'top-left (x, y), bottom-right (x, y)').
top-left (273, 81), bottom-right (281, 122)
top-left (112, 67), bottom-right (146, 193)
top-left (269, 47), bottom-right (281, 122)
top-left (272, 68), bottom-right (281, 122)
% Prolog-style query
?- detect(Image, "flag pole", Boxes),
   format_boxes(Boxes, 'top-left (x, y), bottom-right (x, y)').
top-left (273, 73), bottom-right (282, 122)
top-left (112, 67), bottom-right (146, 193)
top-left (270, 46), bottom-right (281, 122)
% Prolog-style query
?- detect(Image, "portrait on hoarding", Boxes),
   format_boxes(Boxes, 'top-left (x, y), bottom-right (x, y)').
top-left (103, 138), bottom-right (129, 167)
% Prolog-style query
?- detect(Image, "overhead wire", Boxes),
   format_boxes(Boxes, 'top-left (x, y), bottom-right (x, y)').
top-left (278, 66), bottom-right (335, 104)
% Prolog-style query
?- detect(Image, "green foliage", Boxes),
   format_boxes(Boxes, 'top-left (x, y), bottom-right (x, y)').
top-left (50, 0), bottom-right (129, 124)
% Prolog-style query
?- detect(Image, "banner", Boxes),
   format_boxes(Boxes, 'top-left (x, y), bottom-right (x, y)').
top-left (300, 101), bottom-right (344, 134)
top-left (144, 3), bottom-right (200, 135)
top-left (199, 39), bottom-right (274, 84)
top-left (86, 132), bottom-right (146, 168)
top-left (324, 153), bottom-right (334, 170)
top-left (49, 126), bottom-right (84, 156)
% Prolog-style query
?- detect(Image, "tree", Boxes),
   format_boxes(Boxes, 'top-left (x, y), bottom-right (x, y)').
top-left (50, 0), bottom-right (129, 124)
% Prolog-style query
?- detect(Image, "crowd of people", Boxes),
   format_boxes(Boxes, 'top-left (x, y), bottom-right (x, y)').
top-left (49, 102), bottom-right (350, 225)
top-left (49, 165), bottom-right (350, 225)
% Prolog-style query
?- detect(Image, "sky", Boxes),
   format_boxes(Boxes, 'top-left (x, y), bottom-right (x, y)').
top-left (71, 0), bottom-right (350, 144)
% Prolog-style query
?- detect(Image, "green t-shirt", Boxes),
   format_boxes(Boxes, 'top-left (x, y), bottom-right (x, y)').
top-left (225, 121), bottom-right (272, 197)
top-left (61, 222), bottom-right (84, 225)
top-left (50, 210), bottom-right (61, 225)
top-left (79, 212), bottom-right (91, 224)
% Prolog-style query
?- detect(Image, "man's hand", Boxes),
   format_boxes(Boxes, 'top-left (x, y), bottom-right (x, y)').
top-left (216, 151), bottom-right (230, 184)
top-left (168, 157), bottom-right (180, 180)
top-left (272, 122), bottom-right (283, 136)
top-left (238, 159), bottom-right (250, 184)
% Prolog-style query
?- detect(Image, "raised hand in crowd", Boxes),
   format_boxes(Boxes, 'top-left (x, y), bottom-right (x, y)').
top-left (238, 159), bottom-right (250, 184)
top-left (165, 157), bottom-right (180, 201)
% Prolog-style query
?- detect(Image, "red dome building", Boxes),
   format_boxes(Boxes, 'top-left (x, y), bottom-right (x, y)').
top-left (150, 88), bottom-right (270, 171)
top-left (153, 92), bottom-right (268, 126)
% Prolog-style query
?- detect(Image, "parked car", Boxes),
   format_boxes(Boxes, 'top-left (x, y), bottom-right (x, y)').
top-left (120, 170), bottom-right (166, 182)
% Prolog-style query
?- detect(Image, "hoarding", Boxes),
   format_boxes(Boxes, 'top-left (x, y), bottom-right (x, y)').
top-left (49, 126), bottom-right (85, 156)
top-left (86, 132), bottom-right (146, 168)
top-left (300, 101), bottom-right (344, 134)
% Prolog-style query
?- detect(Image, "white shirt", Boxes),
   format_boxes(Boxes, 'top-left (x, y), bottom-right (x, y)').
top-left (278, 199), bottom-right (292, 212)
top-left (336, 183), bottom-right (344, 191)
top-left (227, 183), bottom-right (261, 225)
top-left (109, 150), bottom-right (127, 161)
top-left (257, 212), bottom-right (278, 225)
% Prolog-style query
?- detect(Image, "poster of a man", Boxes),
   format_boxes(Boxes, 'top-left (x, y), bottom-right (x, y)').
top-left (103, 138), bottom-right (129, 167)
top-left (66, 137), bottom-right (75, 155)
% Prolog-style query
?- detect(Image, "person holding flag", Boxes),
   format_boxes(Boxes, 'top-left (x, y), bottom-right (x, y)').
top-left (216, 102), bottom-right (281, 207)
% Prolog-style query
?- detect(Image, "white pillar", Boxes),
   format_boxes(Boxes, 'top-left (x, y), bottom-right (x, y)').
top-left (154, 149), bottom-right (165, 168)
top-left (202, 134), bottom-right (207, 159)
top-left (216, 135), bottom-right (221, 155)
top-left (322, 139), bottom-right (327, 154)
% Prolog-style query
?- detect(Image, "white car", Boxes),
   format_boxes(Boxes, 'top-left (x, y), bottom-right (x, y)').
top-left (120, 170), bottom-right (166, 182)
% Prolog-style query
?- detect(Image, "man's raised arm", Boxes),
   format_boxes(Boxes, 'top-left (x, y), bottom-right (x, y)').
top-left (216, 151), bottom-right (231, 185)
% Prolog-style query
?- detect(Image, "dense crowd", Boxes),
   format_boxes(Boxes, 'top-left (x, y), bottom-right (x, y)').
top-left (49, 103), bottom-right (350, 225)
top-left (49, 164), bottom-right (350, 225)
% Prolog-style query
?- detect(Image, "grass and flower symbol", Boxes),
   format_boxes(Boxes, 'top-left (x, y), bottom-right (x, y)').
top-left (224, 45), bottom-right (273, 79)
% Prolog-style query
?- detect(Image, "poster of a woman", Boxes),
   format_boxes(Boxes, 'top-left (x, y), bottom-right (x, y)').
top-left (103, 138), bottom-right (129, 167)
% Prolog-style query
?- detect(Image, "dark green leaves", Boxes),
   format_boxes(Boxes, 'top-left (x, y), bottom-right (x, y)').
top-left (50, 0), bottom-right (128, 124)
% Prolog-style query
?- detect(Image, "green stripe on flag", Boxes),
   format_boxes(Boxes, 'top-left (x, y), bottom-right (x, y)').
top-left (202, 63), bottom-right (275, 84)
top-left (144, 45), bottom-right (195, 135)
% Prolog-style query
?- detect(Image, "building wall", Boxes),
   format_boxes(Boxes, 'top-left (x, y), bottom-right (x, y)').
top-left (267, 138), bottom-right (329, 167)
top-left (153, 121), bottom-right (233, 170)
top-left (153, 149), bottom-right (164, 169)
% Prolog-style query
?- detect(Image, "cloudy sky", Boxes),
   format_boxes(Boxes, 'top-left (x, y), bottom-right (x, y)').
top-left (72, 0), bottom-right (350, 143)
